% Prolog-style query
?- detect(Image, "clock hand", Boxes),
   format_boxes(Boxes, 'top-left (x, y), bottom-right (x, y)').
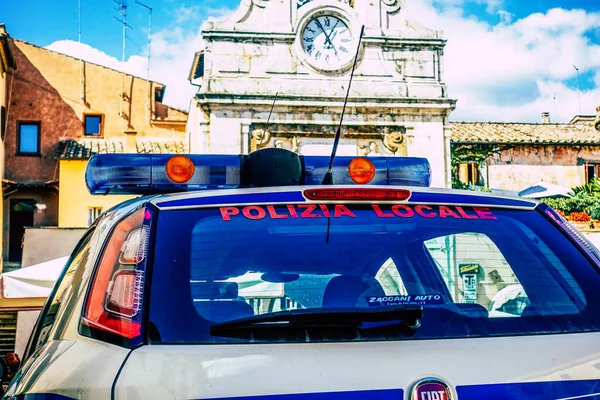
top-left (314, 19), bottom-right (339, 58)
top-left (328, 20), bottom-right (341, 41)
top-left (315, 19), bottom-right (335, 47)
top-left (326, 20), bottom-right (342, 59)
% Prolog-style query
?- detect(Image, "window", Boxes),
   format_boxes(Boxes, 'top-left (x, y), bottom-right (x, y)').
top-left (88, 207), bottom-right (103, 226)
top-left (585, 162), bottom-right (600, 183)
top-left (148, 205), bottom-right (600, 345)
top-left (83, 114), bottom-right (103, 137)
top-left (17, 121), bottom-right (40, 155)
top-left (458, 162), bottom-right (479, 185)
top-left (425, 233), bottom-right (527, 315)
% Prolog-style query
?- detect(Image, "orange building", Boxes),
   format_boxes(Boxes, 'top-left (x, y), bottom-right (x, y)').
top-left (3, 38), bottom-right (187, 264)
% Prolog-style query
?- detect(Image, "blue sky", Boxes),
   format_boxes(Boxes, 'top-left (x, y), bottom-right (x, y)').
top-left (3, 0), bottom-right (600, 121)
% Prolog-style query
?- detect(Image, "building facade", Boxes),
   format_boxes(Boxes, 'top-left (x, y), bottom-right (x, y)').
top-left (451, 114), bottom-right (600, 192)
top-left (3, 39), bottom-right (187, 262)
top-left (0, 26), bottom-right (16, 273)
top-left (187, 0), bottom-right (456, 187)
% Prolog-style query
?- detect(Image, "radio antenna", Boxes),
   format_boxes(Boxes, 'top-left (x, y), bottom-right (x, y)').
top-left (321, 25), bottom-right (365, 185)
top-left (266, 92), bottom-right (278, 125)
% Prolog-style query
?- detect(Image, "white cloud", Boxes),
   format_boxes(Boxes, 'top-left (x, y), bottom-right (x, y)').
top-left (497, 10), bottom-right (513, 24)
top-left (46, 41), bottom-right (148, 78)
top-left (174, 5), bottom-right (203, 24)
top-left (406, 1), bottom-right (600, 121)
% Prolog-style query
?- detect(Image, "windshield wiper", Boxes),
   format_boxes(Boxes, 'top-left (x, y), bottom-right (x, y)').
top-left (210, 306), bottom-right (422, 339)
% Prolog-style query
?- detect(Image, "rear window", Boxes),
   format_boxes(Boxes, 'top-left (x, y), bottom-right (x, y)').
top-left (147, 203), bottom-right (600, 344)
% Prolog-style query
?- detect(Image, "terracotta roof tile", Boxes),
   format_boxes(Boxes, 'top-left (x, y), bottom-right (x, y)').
top-left (451, 122), bottom-right (600, 144)
top-left (56, 138), bottom-right (187, 159)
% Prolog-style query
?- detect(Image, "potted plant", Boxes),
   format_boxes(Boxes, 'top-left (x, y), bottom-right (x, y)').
top-left (568, 211), bottom-right (592, 230)
top-left (590, 207), bottom-right (600, 229)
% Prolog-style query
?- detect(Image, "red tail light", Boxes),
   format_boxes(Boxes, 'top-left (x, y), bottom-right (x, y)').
top-left (303, 188), bottom-right (411, 201)
top-left (82, 208), bottom-right (150, 342)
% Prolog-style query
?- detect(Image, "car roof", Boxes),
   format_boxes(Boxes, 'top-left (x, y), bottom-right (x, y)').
top-left (143, 185), bottom-right (539, 210)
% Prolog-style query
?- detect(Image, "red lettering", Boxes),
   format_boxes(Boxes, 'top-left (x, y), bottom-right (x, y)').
top-left (439, 206), bottom-right (460, 219)
top-left (334, 205), bottom-right (356, 218)
top-left (392, 205), bottom-right (415, 218)
top-left (298, 204), bottom-right (321, 218)
top-left (287, 205), bottom-right (299, 218)
top-left (220, 207), bottom-right (239, 221)
top-left (372, 205), bottom-right (394, 217)
top-left (415, 205), bottom-right (436, 218)
top-left (320, 204), bottom-right (332, 218)
top-left (474, 207), bottom-right (497, 220)
top-left (267, 205), bottom-right (288, 219)
top-left (242, 206), bottom-right (266, 220)
top-left (456, 206), bottom-right (478, 219)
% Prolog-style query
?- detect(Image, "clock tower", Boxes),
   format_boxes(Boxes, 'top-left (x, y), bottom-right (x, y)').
top-left (187, 0), bottom-right (456, 187)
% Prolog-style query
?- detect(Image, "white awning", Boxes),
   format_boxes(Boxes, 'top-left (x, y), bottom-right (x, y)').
top-left (518, 181), bottom-right (574, 199)
top-left (1, 256), bottom-right (69, 299)
top-left (1, 258), bottom-right (283, 299)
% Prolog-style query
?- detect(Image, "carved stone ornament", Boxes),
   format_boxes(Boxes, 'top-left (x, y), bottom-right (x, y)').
top-left (251, 129), bottom-right (271, 152)
top-left (253, 0), bottom-right (270, 8)
top-left (383, 131), bottom-right (405, 154)
top-left (358, 141), bottom-right (382, 156)
top-left (381, 0), bottom-right (402, 13)
top-left (292, 136), bottom-right (302, 153)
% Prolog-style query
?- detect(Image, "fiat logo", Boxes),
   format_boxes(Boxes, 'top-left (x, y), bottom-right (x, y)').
top-left (410, 378), bottom-right (454, 400)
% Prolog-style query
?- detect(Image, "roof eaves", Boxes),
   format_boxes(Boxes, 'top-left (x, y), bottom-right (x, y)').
top-left (450, 140), bottom-right (600, 146)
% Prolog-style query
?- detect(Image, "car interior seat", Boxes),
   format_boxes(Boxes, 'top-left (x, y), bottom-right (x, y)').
top-left (322, 276), bottom-right (386, 308)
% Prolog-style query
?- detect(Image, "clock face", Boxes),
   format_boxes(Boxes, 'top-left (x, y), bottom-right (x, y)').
top-left (301, 15), bottom-right (353, 69)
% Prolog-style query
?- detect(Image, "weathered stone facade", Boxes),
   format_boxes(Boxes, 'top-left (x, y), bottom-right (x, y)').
top-left (187, 0), bottom-right (456, 187)
top-left (451, 119), bottom-right (600, 191)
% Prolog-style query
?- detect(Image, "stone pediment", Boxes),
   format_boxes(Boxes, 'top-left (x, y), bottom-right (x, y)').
top-left (206, 0), bottom-right (441, 39)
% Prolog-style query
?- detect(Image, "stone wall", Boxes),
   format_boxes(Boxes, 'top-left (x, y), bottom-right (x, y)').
top-left (484, 145), bottom-right (600, 191)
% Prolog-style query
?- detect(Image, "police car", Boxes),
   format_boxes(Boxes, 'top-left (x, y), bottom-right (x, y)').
top-left (4, 148), bottom-right (600, 400)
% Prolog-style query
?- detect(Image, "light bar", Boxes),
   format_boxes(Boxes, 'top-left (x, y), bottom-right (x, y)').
top-left (86, 154), bottom-right (242, 195)
top-left (85, 151), bottom-right (431, 195)
top-left (302, 155), bottom-right (430, 187)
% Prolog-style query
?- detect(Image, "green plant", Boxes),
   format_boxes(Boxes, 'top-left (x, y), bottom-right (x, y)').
top-left (450, 143), bottom-right (510, 190)
top-left (541, 195), bottom-right (600, 215)
top-left (590, 207), bottom-right (600, 220)
top-left (572, 178), bottom-right (600, 196)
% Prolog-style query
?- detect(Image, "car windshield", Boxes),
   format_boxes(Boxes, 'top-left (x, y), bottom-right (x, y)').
top-left (147, 202), bottom-right (600, 344)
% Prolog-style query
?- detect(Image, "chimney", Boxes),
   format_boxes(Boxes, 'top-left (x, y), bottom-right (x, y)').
top-left (541, 112), bottom-right (550, 124)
